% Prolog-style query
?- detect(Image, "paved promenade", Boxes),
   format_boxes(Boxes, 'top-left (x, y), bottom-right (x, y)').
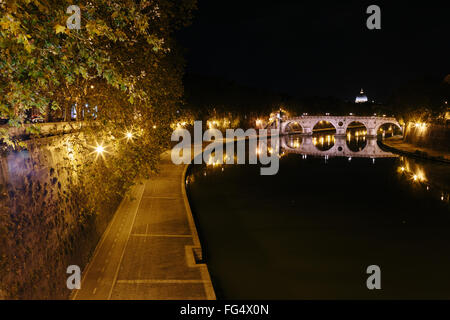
top-left (72, 150), bottom-right (215, 300)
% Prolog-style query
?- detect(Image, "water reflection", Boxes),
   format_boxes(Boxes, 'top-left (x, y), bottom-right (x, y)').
top-left (285, 135), bottom-right (303, 149)
top-left (187, 139), bottom-right (450, 299)
top-left (196, 137), bottom-right (448, 207)
top-left (198, 133), bottom-right (397, 179)
top-left (346, 128), bottom-right (367, 152)
top-left (397, 156), bottom-right (449, 204)
top-left (312, 134), bottom-right (335, 151)
top-left (281, 134), bottom-right (396, 159)
top-left (379, 124), bottom-right (400, 139)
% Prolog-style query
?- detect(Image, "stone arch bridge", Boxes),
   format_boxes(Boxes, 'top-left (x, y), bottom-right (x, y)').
top-left (279, 115), bottom-right (402, 136)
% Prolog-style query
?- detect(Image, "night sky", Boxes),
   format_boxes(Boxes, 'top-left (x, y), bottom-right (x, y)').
top-left (178, 0), bottom-right (450, 102)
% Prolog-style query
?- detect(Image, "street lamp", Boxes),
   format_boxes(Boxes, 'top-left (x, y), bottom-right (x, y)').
top-left (95, 145), bottom-right (105, 154)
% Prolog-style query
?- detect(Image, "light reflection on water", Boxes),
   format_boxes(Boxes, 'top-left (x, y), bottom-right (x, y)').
top-left (201, 133), bottom-right (448, 204)
top-left (397, 156), bottom-right (449, 203)
top-left (187, 134), bottom-right (450, 299)
top-left (283, 130), bottom-right (390, 158)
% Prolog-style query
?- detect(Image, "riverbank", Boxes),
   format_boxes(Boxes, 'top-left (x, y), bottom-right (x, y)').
top-left (72, 150), bottom-right (216, 300)
top-left (381, 136), bottom-right (450, 163)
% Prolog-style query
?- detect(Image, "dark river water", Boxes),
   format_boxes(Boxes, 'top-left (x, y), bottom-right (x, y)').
top-left (186, 131), bottom-right (450, 299)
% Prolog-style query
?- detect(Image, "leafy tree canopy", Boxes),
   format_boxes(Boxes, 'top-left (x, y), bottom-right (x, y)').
top-left (0, 0), bottom-right (195, 132)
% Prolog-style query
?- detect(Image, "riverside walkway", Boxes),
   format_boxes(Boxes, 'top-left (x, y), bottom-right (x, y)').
top-left (382, 136), bottom-right (450, 162)
top-left (72, 150), bottom-right (215, 300)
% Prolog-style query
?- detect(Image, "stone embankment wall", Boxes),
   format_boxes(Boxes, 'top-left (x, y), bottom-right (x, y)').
top-left (0, 132), bottom-right (123, 299)
top-left (404, 123), bottom-right (450, 153)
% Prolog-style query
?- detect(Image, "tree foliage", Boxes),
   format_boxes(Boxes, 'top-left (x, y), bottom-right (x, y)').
top-left (1, 0), bottom-right (195, 128)
top-left (0, 0), bottom-right (196, 298)
top-left (388, 76), bottom-right (450, 124)
top-left (0, 0), bottom-right (196, 166)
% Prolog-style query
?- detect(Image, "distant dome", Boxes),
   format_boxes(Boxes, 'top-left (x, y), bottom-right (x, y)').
top-left (355, 88), bottom-right (368, 103)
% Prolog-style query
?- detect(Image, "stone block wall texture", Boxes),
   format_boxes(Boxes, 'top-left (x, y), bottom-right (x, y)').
top-left (404, 124), bottom-right (450, 153)
top-left (0, 134), bottom-right (122, 299)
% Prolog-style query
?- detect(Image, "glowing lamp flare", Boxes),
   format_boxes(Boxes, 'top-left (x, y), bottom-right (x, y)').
top-left (90, 143), bottom-right (108, 160)
top-left (96, 145), bottom-right (105, 154)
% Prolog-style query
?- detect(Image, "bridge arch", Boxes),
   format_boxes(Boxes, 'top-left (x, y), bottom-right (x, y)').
top-left (284, 121), bottom-right (304, 134)
top-left (312, 119), bottom-right (337, 134)
top-left (344, 120), bottom-right (369, 134)
top-left (375, 121), bottom-right (402, 135)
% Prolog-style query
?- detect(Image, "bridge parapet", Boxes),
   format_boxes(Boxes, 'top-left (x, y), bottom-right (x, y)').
top-left (280, 115), bottom-right (402, 137)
